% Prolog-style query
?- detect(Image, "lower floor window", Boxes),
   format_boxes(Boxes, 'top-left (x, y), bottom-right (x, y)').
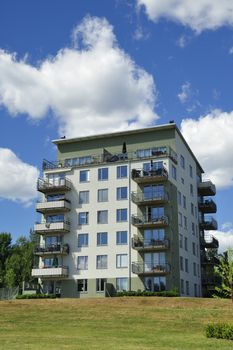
top-left (116, 278), bottom-right (128, 291)
top-left (144, 276), bottom-right (166, 292)
top-left (77, 279), bottom-right (88, 292)
top-left (96, 278), bottom-right (106, 292)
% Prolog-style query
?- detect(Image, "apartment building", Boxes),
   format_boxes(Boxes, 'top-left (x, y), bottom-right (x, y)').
top-left (32, 123), bottom-right (218, 298)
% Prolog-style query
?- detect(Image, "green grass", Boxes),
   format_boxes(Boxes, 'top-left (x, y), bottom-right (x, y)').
top-left (0, 297), bottom-right (232, 349)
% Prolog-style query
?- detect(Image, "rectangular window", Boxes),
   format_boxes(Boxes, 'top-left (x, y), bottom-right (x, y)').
top-left (192, 222), bottom-right (195, 235)
top-left (179, 234), bottom-right (183, 249)
top-left (186, 281), bottom-right (189, 295)
top-left (97, 189), bottom-right (108, 202)
top-left (77, 279), bottom-right (88, 292)
top-left (190, 184), bottom-right (193, 196)
top-left (97, 210), bottom-right (108, 224)
top-left (184, 237), bottom-right (188, 251)
top-left (180, 155), bottom-right (185, 169)
top-left (116, 187), bottom-right (128, 200)
top-left (193, 262), bottom-right (197, 276)
top-left (96, 255), bottom-right (108, 269)
top-left (116, 278), bottom-right (128, 291)
top-left (192, 242), bottom-right (196, 255)
top-left (194, 283), bottom-right (197, 297)
top-left (185, 258), bottom-right (189, 273)
top-left (178, 191), bottom-right (181, 205)
top-left (181, 177), bottom-right (184, 184)
top-left (77, 256), bottom-right (88, 270)
top-left (78, 233), bottom-right (88, 247)
top-left (184, 216), bottom-right (187, 229)
top-left (180, 256), bottom-right (184, 271)
top-left (191, 203), bottom-right (194, 216)
top-left (80, 170), bottom-right (89, 182)
top-left (117, 165), bottom-right (128, 179)
top-left (96, 278), bottom-right (106, 292)
top-left (189, 165), bottom-right (193, 178)
top-left (46, 214), bottom-right (64, 223)
top-left (78, 212), bottom-right (89, 225)
top-left (79, 191), bottom-right (89, 204)
top-left (98, 168), bottom-right (108, 181)
top-left (97, 232), bottom-right (108, 246)
top-left (178, 212), bottom-right (182, 226)
top-left (116, 208), bottom-right (128, 222)
top-left (180, 279), bottom-right (184, 294)
top-left (116, 254), bottom-right (128, 268)
top-left (172, 165), bottom-right (177, 180)
top-left (183, 195), bottom-right (186, 209)
top-left (116, 231), bottom-right (128, 245)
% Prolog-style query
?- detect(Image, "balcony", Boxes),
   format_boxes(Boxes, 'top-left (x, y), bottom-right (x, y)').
top-left (199, 199), bottom-right (217, 213)
top-left (37, 178), bottom-right (71, 194)
top-left (34, 220), bottom-right (70, 235)
top-left (34, 244), bottom-right (69, 256)
top-left (31, 266), bottom-right (69, 278)
top-left (131, 191), bottom-right (168, 206)
top-left (201, 255), bottom-right (219, 265)
top-left (36, 199), bottom-right (71, 214)
top-left (200, 234), bottom-right (219, 249)
top-left (198, 180), bottom-right (216, 196)
top-left (132, 237), bottom-right (169, 252)
top-left (131, 215), bottom-right (169, 228)
top-left (132, 262), bottom-right (170, 276)
top-left (199, 217), bottom-right (218, 230)
top-left (131, 167), bottom-right (168, 184)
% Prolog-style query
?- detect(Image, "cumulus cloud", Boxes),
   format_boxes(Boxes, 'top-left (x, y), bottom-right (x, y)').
top-left (178, 82), bottom-right (191, 103)
top-left (0, 148), bottom-right (39, 205)
top-left (137, 0), bottom-right (233, 33)
top-left (181, 110), bottom-right (233, 188)
top-left (0, 16), bottom-right (157, 137)
top-left (210, 226), bottom-right (233, 254)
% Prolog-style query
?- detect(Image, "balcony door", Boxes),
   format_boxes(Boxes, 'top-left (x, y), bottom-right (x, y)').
top-left (143, 185), bottom-right (164, 201)
top-left (144, 229), bottom-right (165, 246)
top-left (144, 252), bottom-right (165, 272)
top-left (146, 207), bottom-right (164, 221)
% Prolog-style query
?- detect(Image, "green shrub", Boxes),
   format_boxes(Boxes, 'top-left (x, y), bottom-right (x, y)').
top-left (116, 290), bottom-right (178, 297)
top-left (16, 294), bottom-right (56, 299)
top-left (206, 323), bottom-right (233, 340)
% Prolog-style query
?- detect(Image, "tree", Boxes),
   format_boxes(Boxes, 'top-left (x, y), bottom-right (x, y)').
top-left (0, 233), bottom-right (12, 287)
top-left (215, 249), bottom-right (233, 302)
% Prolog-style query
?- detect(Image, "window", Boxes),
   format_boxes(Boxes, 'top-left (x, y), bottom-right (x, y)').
top-left (80, 170), bottom-right (89, 182)
top-left (117, 165), bottom-right (128, 179)
top-left (77, 279), bottom-right (88, 292)
top-left (116, 208), bottom-right (127, 222)
top-left (143, 161), bottom-right (163, 172)
top-left (184, 216), bottom-right (187, 229)
top-left (194, 283), bottom-right (197, 297)
top-left (185, 258), bottom-right (189, 273)
top-left (191, 203), bottom-right (194, 216)
top-left (47, 194), bottom-right (65, 202)
top-left (193, 262), bottom-right (197, 276)
top-left (189, 165), bottom-right (193, 178)
top-left (172, 165), bottom-right (177, 180)
top-left (98, 189), bottom-right (108, 202)
top-left (116, 254), bottom-right (128, 268)
top-left (97, 232), bottom-right (108, 246)
top-left (77, 256), bottom-right (88, 270)
top-left (117, 187), bottom-right (128, 200)
top-left (180, 155), bottom-right (185, 169)
top-left (179, 234), bottom-right (183, 249)
top-left (180, 279), bottom-right (184, 294)
top-left (186, 281), bottom-right (189, 295)
top-left (46, 214), bottom-right (64, 223)
top-left (178, 212), bottom-right (182, 226)
top-left (195, 206), bottom-right (197, 219)
top-left (181, 177), bottom-right (184, 184)
top-left (178, 191), bottom-right (181, 205)
top-left (78, 233), bottom-right (88, 247)
top-left (79, 191), bottom-right (89, 204)
top-left (144, 276), bottom-right (166, 292)
top-left (190, 184), bottom-right (193, 196)
top-left (98, 168), bottom-right (108, 181)
top-left (183, 195), bottom-right (186, 209)
top-left (180, 256), bottom-right (184, 271)
top-left (47, 172), bottom-right (65, 185)
top-left (192, 242), bottom-right (196, 255)
top-left (96, 255), bottom-right (107, 269)
top-left (144, 185), bottom-right (165, 201)
top-left (78, 212), bottom-right (89, 225)
top-left (144, 229), bottom-right (165, 245)
top-left (184, 237), bottom-right (188, 251)
top-left (96, 278), bottom-right (106, 292)
top-left (116, 231), bottom-right (128, 245)
top-left (192, 222), bottom-right (195, 235)
top-left (97, 210), bottom-right (108, 224)
top-left (116, 278), bottom-right (128, 291)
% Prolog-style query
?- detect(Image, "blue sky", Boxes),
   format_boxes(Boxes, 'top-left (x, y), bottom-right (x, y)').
top-left (0, 0), bottom-right (233, 251)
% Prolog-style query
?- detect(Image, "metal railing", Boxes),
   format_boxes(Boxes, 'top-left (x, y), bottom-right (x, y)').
top-left (131, 191), bottom-right (168, 203)
top-left (131, 167), bottom-right (168, 181)
top-left (200, 217), bottom-right (218, 230)
top-left (37, 178), bottom-right (72, 191)
top-left (34, 244), bottom-right (69, 255)
top-left (132, 262), bottom-right (170, 275)
top-left (132, 237), bottom-right (169, 250)
top-left (200, 234), bottom-right (219, 248)
top-left (132, 215), bottom-right (168, 226)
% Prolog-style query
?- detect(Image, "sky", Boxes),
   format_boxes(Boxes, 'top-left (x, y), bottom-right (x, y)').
top-left (0, 0), bottom-right (233, 252)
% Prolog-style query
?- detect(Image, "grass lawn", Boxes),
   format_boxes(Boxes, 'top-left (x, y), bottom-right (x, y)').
top-left (0, 297), bottom-right (232, 349)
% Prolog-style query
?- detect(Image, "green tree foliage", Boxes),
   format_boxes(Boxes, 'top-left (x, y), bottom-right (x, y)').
top-left (0, 233), bottom-right (12, 287)
top-left (215, 249), bottom-right (233, 302)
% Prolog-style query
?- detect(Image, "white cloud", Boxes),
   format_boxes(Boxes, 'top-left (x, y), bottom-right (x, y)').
top-left (137, 0), bottom-right (233, 33)
top-left (211, 227), bottom-right (233, 254)
top-left (0, 148), bottom-right (39, 205)
top-left (229, 46), bottom-right (233, 54)
top-left (0, 16), bottom-right (158, 137)
top-left (181, 110), bottom-right (233, 189)
top-left (178, 82), bottom-right (191, 103)
top-left (176, 35), bottom-right (189, 48)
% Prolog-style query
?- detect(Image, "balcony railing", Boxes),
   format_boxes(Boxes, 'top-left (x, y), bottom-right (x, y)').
top-left (131, 215), bottom-right (168, 228)
top-left (36, 199), bottom-right (71, 214)
top-left (132, 262), bottom-right (170, 275)
top-left (198, 199), bottom-right (217, 213)
top-left (31, 266), bottom-right (69, 278)
top-left (34, 244), bottom-right (69, 255)
top-left (131, 167), bottom-right (168, 183)
top-left (132, 237), bottom-right (169, 251)
top-left (37, 178), bottom-right (72, 193)
top-left (34, 220), bottom-right (70, 234)
top-left (199, 217), bottom-right (218, 230)
top-left (198, 180), bottom-right (216, 196)
top-left (131, 191), bottom-right (168, 205)
top-left (201, 255), bottom-right (219, 265)
top-left (200, 234), bottom-right (219, 248)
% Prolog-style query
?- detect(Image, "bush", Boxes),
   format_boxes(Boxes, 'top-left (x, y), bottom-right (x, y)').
top-left (206, 323), bottom-right (233, 340)
top-left (116, 290), bottom-right (178, 297)
top-left (16, 293), bottom-right (56, 299)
